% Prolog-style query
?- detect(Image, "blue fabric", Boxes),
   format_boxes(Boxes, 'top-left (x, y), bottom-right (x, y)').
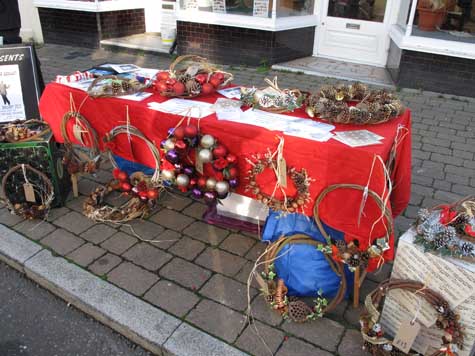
top-left (263, 209), bottom-right (353, 298)
top-left (113, 155), bottom-right (155, 176)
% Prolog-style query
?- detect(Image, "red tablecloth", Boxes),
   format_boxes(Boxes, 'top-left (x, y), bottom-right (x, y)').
top-left (39, 83), bottom-right (412, 264)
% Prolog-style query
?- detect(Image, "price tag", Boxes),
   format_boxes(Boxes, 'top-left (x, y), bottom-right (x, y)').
top-left (23, 183), bottom-right (36, 203)
top-left (393, 319), bottom-right (420, 354)
top-left (195, 150), bottom-right (204, 174)
top-left (277, 157), bottom-right (287, 188)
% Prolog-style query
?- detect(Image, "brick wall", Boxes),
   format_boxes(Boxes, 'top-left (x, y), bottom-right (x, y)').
top-left (177, 21), bottom-right (315, 65)
top-left (389, 40), bottom-right (475, 97)
top-left (38, 8), bottom-right (145, 48)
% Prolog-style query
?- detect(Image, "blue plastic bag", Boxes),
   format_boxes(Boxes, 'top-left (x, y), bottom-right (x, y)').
top-left (112, 155), bottom-right (155, 176)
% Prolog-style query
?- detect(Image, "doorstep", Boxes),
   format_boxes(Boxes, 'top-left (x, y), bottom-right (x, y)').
top-left (272, 57), bottom-right (395, 88)
top-left (100, 33), bottom-right (172, 55)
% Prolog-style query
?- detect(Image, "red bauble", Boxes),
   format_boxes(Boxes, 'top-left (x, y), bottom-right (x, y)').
top-left (112, 167), bottom-right (121, 179)
top-left (213, 72), bottom-right (224, 82)
top-left (117, 171), bottom-right (128, 182)
top-left (197, 177), bottom-right (207, 188)
top-left (138, 191), bottom-right (148, 200)
top-left (189, 178), bottom-right (197, 187)
top-left (157, 71), bottom-right (170, 81)
top-left (184, 124), bottom-right (198, 138)
top-left (120, 182), bottom-right (132, 192)
top-left (212, 144), bottom-right (227, 158)
top-left (226, 154), bottom-right (237, 164)
top-left (174, 126), bottom-right (185, 140)
top-left (173, 82), bottom-right (186, 96)
top-left (201, 83), bottom-right (215, 95)
top-left (166, 78), bottom-right (177, 87)
top-left (175, 140), bottom-right (187, 152)
top-left (209, 77), bottom-right (222, 88)
top-left (227, 167), bottom-right (238, 179)
top-left (195, 73), bottom-right (208, 85)
top-left (154, 80), bottom-right (168, 93)
top-left (147, 189), bottom-right (159, 200)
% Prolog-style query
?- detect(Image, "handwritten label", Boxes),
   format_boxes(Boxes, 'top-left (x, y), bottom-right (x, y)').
top-left (393, 319), bottom-right (421, 354)
top-left (73, 123), bottom-right (85, 145)
top-left (277, 157), bottom-right (287, 188)
top-left (23, 183), bottom-right (36, 202)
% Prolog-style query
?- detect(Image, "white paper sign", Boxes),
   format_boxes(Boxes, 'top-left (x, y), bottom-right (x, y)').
top-left (0, 64), bottom-right (26, 122)
top-left (148, 98), bottom-right (215, 118)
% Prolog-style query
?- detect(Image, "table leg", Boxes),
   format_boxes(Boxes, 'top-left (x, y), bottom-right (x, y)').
top-left (72, 174), bottom-right (79, 197)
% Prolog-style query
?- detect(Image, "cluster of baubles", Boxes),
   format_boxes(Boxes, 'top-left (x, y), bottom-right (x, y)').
top-left (160, 124), bottom-right (239, 204)
top-left (112, 168), bottom-right (160, 202)
top-left (153, 70), bottom-right (227, 97)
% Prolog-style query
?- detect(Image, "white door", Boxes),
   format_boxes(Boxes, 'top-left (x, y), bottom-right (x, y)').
top-left (314, 0), bottom-right (392, 66)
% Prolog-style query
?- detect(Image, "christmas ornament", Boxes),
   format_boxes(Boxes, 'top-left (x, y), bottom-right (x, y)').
top-left (163, 139), bottom-right (175, 151)
top-left (191, 188), bottom-right (204, 199)
top-left (198, 148), bottom-right (213, 163)
top-left (205, 177), bottom-right (217, 191)
top-left (215, 181), bottom-right (229, 195)
top-left (176, 174), bottom-right (190, 187)
top-left (161, 169), bottom-right (175, 181)
top-left (200, 134), bottom-right (215, 148)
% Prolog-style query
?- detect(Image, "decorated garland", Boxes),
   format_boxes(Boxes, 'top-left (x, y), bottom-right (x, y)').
top-left (1, 164), bottom-right (54, 220)
top-left (0, 119), bottom-right (51, 143)
top-left (314, 184), bottom-right (394, 270)
top-left (260, 234), bottom-right (347, 323)
top-left (87, 75), bottom-right (149, 98)
top-left (61, 111), bottom-right (102, 175)
top-left (153, 55), bottom-right (233, 98)
top-left (245, 150), bottom-right (311, 213)
top-left (414, 197), bottom-right (475, 262)
top-left (306, 83), bottom-right (405, 125)
top-left (160, 122), bottom-right (239, 204)
top-left (240, 77), bottom-right (305, 113)
top-left (360, 279), bottom-right (464, 356)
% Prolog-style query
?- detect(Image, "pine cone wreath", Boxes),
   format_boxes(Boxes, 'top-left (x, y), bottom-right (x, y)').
top-left (111, 81), bottom-right (122, 95)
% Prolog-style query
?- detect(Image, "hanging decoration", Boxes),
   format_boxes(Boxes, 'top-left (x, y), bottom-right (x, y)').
top-left (240, 77), bottom-right (305, 113)
top-left (153, 55), bottom-right (233, 98)
top-left (87, 75), bottom-right (149, 98)
top-left (306, 83), bottom-right (405, 125)
top-left (360, 279), bottom-right (464, 356)
top-left (160, 119), bottom-right (239, 205)
top-left (414, 196), bottom-right (475, 262)
top-left (245, 145), bottom-right (311, 214)
top-left (313, 183), bottom-right (394, 270)
top-left (0, 119), bottom-right (51, 143)
top-left (259, 234), bottom-right (347, 323)
top-left (1, 164), bottom-right (54, 220)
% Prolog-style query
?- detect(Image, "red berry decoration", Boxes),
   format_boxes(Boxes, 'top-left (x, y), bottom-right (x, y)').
top-left (212, 144), bottom-right (227, 158)
top-left (173, 82), bottom-right (186, 96)
top-left (112, 167), bottom-right (121, 179)
top-left (195, 73), bottom-right (208, 85)
top-left (117, 171), bottom-right (128, 182)
top-left (147, 189), bottom-right (159, 200)
top-left (198, 177), bottom-right (207, 188)
top-left (120, 182), bottom-right (132, 192)
top-left (184, 124), bottom-right (198, 138)
top-left (174, 126), bottom-right (185, 140)
top-left (226, 154), bottom-right (237, 164)
top-left (157, 71), bottom-right (170, 81)
top-left (154, 81), bottom-right (168, 93)
top-left (201, 83), bottom-right (215, 95)
top-left (209, 77), bottom-right (221, 89)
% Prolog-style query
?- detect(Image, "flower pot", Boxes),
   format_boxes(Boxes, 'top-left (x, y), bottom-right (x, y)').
top-left (417, 6), bottom-right (447, 31)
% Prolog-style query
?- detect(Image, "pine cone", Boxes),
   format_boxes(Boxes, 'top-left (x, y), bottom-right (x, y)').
top-left (121, 80), bottom-right (131, 92)
top-left (460, 242), bottom-right (474, 257)
top-left (185, 79), bottom-right (201, 95)
top-left (111, 81), bottom-right (122, 94)
top-left (335, 239), bottom-right (347, 252)
top-left (178, 73), bottom-right (192, 83)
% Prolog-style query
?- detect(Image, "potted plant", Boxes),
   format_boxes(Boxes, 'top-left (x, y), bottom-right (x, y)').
top-left (417, 0), bottom-right (447, 31)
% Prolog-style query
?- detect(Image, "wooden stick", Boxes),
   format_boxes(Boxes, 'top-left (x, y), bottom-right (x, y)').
top-left (353, 266), bottom-right (360, 308)
top-left (72, 174), bottom-right (79, 197)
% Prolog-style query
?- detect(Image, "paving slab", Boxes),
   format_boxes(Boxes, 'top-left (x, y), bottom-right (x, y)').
top-left (158, 191), bottom-right (193, 211)
top-left (88, 253), bottom-right (123, 276)
top-left (275, 337), bottom-right (333, 356)
top-left (183, 221), bottom-right (229, 246)
top-left (235, 320), bottom-right (285, 356)
top-left (24, 249), bottom-right (181, 355)
top-left (0, 224), bottom-right (43, 270)
top-left (168, 236), bottom-right (206, 261)
top-left (53, 211), bottom-right (96, 235)
top-left (13, 219), bottom-right (56, 241)
top-left (159, 257), bottom-right (212, 290)
top-left (152, 229), bottom-right (182, 250)
top-left (182, 202), bottom-right (208, 219)
top-left (107, 262), bottom-right (159, 296)
top-left (101, 232), bottom-right (138, 255)
top-left (338, 328), bottom-right (368, 356)
top-left (249, 295), bottom-right (284, 327)
top-left (220, 233), bottom-right (257, 256)
top-left (150, 208), bottom-right (195, 231)
top-left (40, 228), bottom-right (85, 255)
top-left (122, 243), bottom-right (172, 271)
top-left (195, 247), bottom-right (247, 277)
top-left (67, 243), bottom-right (107, 267)
top-left (120, 219), bottom-right (165, 241)
top-left (0, 209), bottom-right (24, 226)
top-left (81, 224), bottom-right (118, 244)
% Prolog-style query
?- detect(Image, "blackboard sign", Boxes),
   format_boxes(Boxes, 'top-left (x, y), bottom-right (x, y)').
top-left (0, 45), bottom-right (42, 123)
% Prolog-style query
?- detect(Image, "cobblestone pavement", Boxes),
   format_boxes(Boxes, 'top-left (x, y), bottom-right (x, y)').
top-left (3, 44), bottom-right (473, 356)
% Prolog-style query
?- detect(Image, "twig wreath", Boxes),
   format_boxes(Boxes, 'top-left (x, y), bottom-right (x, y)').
top-left (415, 196), bottom-right (475, 262)
top-left (360, 279), bottom-right (464, 356)
top-left (0, 119), bottom-right (51, 143)
top-left (87, 75), bottom-right (149, 98)
top-left (245, 149), bottom-right (311, 214)
top-left (1, 164), bottom-right (54, 220)
top-left (306, 83), bottom-right (405, 125)
top-left (61, 111), bottom-right (102, 175)
top-left (160, 115), bottom-right (239, 205)
top-left (260, 234), bottom-right (347, 323)
top-left (314, 183), bottom-right (393, 270)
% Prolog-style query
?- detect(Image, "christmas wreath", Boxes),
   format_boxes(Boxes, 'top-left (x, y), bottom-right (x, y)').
top-left (306, 83), bottom-right (405, 125)
top-left (160, 122), bottom-right (239, 204)
top-left (87, 75), bottom-right (149, 98)
top-left (61, 111), bottom-right (102, 175)
top-left (0, 119), bottom-right (51, 143)
top-left (360, 279), bottom-right (464, 356)
top-left (1, 164), bottom-right (54, 220)
top-left (414, 196), bottom-right (475, 262)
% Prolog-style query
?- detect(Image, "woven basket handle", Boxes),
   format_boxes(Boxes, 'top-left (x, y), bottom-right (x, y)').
top-left (60, 111), bottom-right (101, 158)
top-left (1, 164), bottom-right (54, 203)
top-left (169, 55), bottom-right (208, 73)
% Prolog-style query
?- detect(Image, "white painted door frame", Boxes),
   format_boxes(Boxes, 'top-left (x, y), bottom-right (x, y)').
top-left (313, 0), bottom-right (397, 66)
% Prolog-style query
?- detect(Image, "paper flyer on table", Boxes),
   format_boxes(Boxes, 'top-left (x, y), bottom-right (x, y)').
top-left (118, 92), bottom-right (153, 101)
top-left (217, 87), bottom-right (241, 99)
top-left (62, 78), bottom-right (94, 91)
top-left (148, 98), bottom-right (215, 118)
top-left (0, 64), bottom-right (26, 122)
top-left (333, 130), bottom-right (384, 147)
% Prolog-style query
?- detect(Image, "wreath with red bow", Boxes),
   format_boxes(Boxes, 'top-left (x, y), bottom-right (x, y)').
top-left (160, 123), bottom-right (239, 204)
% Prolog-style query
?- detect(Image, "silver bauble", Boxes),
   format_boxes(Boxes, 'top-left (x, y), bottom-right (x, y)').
top-left (176, 174), bottom-right (190, 187)
top-left (215, 181), bottom-right (229, 195)
top-left (164, 139), bottom-right (175, 151)
top-left (198, 148), bottom-right (212, 163)
top-left (200, 134), bottom-right (215, 148)
top-left (161, 169), bottom-right (175, 181)
top-left (206, 177), bottom-right (217, 191)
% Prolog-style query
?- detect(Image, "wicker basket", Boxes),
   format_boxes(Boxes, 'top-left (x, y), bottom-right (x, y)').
top-left (87, 75), bottom-right (149, 98)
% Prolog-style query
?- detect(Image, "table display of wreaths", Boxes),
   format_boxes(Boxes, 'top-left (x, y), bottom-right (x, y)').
top-left (245, 151), bottom-right (311, 214)
top-left (160, 122), bottom-right (239, 204)
top-left (0, 119), bottom-right (51, 143)
top-left (260, 234), bottom-right (347, 323)
top-left (153, 55), bottom-right (233, 98)
top-left (87, 75), bottom-right (149, 98)
top-left (61, 111), bottom-right (102, 175)
top-left (1, 164), bottom-right (54, 220)
top-left (414, 196), bottom-right (475, 262)
top-left (240, 77), bottom-right (305, 113)
top-left (314, 183), bottom-right (394, 270)
top-left (360, 279), bottom-right (464, 356)
top-left (306, 83), bottom-right (405, 125)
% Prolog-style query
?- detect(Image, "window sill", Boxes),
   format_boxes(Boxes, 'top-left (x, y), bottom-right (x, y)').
top-left (33, 0), bottom-right (146, 12)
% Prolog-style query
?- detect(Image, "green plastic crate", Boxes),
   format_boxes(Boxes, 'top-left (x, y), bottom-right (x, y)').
top-left (0, 132), bottom-right (71, 208)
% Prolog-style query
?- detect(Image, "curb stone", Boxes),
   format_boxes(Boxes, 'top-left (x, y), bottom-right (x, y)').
top-left (0, 223), bottom-right (251, 356)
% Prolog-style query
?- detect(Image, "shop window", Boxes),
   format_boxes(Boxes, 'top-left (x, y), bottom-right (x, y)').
top-left (326, 0), bottom-right (387, 21)
top-left (180, 0), bottom-right (271, 16)
top-left (276, 0), bottom-right (315, 16)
